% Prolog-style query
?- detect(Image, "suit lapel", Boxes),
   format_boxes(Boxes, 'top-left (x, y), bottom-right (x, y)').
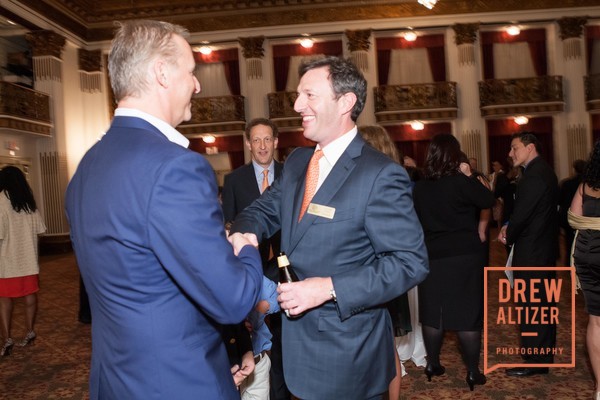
top-left (241, 163), bottom-right (261, 199)
top-left (287, 137), bottom-right (363, 253)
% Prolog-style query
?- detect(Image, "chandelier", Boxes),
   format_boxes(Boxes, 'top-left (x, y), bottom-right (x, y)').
top-left (418, 0), bottom-right (438, 9)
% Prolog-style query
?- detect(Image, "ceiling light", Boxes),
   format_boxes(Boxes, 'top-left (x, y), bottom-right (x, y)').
top-left (402, 31), bottom-right (417, 42)
top-left (410, 121), bottom-right (425, 131)
top-left (418, 0), bottom-right (438, 9)
top-left (202, 135), bottom-right (216, 144)
top-left (506, 25), bottom-right (521, 36)
top-left (6, 19), bottom-right (16, 26)
top-left (300, 36), bottom-right (314, 49)
top-left (199, 45), bottom-right (212, 55)
top-left (514, 116), bottom-right (529, 125)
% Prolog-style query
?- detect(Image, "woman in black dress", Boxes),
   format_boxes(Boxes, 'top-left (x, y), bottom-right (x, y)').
top-left (413, 134), bottom-right (494, 391)
top-left (569, 141), bottom-right (600, 400)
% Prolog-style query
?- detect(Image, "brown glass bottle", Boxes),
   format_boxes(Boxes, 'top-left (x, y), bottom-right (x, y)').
top-left (277, 252), bottom-right (301, 318)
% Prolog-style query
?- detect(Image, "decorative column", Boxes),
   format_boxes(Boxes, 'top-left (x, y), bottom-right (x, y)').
top-left (239, 36), bottom-right (265, 80)
top-left (557, 17), bottom-right (589, 176)
top-left (345, 29), bottom-right (371, 72)
top-left (344, 29), bottom-right (376, 125)
top-left (25, 30), bottom-right (69, 234)
top-left (77, 48), bottom-right (109, 159)
top-left (449, 23), bottom-right (487, 170)
top-left (78, 49), bottom-right (102, 93)
top-left (238, 36), bottom-right (268, 162)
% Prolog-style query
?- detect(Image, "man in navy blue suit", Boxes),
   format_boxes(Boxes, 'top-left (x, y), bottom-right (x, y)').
top-left (66, 20), bottom-right (262, 400)
top-left (232, 56), bottom-right (429, 399)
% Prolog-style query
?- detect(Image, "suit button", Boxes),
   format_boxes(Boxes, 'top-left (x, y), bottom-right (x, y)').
top-left (229, 338), bottom-right (236, 344)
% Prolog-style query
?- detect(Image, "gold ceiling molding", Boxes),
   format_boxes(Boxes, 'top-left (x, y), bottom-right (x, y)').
top-left (345, 29), bottom-right (372, 52)
top-left (10, 0), bottom-right (600, 43)
top-left (25, 30), bottom-right (66, 58)
top-left (78, 49), bottom-right (101, 72)
top-left (557, 17), bottom-right (588, 40)
top-left (239, 36), bottom-right (265, 59)
top-left (453, 23), bottom-right (479, 46)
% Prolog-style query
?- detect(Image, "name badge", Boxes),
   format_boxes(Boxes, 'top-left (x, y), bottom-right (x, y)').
top-left (307, 203), bottom-right (335, 219)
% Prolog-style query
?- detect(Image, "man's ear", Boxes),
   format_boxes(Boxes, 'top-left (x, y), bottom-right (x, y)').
top-left (339, 92), bottom-right (357, 116)
top-left (154, 60), bottom-right (168, 88)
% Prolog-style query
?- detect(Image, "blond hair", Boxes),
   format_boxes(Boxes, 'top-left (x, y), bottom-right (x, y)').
top-left (359, 125), bottom-right (402, 165)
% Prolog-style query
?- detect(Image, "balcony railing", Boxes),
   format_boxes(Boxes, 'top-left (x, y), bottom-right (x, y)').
top-left (479, 76), bottom-right (564, 117)
top-left (179, 95), bottom-right (246, 135)
top-left (585, 74), bottom-right (600, 113)
top-left (0, 81), bottom-right (52, 136)
top-left (373, 82), bottom-right (458, 122)
top-left (267, 91), bottom-right (301, 129)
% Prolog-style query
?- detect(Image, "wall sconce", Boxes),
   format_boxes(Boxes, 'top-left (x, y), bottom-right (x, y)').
top-left (410, 121), bottom-right (425, 131)
top-left (300, 34), bottom-right (314, 49)
top-left (402, 30), bottom-right (417, 42)
top-left (514, 116), bottom-right (529, 125)
top-left (506, 25), bottom-right (521, 36)
top-left (202, 134), bottom-right (216, 144)
top-left (418, 0), bottom-right (438, 9)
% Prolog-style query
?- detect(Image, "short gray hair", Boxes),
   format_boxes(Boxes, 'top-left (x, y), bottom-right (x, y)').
top-left (108, 20), bottom-right (189, 102)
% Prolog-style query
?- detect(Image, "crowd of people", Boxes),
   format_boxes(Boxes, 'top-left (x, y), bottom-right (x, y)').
top-left (1, 18), bottom-right (599, 400)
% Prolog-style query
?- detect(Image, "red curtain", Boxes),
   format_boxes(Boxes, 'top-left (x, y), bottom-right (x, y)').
top-left (486, 117), bottom-right (554, 170)
top-left (586, 26), bottom-right (600, 72)
top-left (384, 122), bottom-right (451, 167)
top-left (376, 35), bottom-right (446, 84)
top-left (188, 135), bottom-right (245, 170)
top-left (194, 48), bottom-right (241, 95)
top-left (480, 29), bottom-right (547, 79)
top-left (272, 41), bottom-right (343, 92)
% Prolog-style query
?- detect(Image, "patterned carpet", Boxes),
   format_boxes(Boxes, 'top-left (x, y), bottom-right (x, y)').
top-left (0, 229), bottom-right (595, 400)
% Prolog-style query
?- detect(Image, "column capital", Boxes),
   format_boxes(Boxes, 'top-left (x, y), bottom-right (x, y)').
top-left (25, 30), bottom-right (66, 58)
top-left (78, 49), bottom-right (102, 73)
top-left (452, 23), bottom-right (479, 46)
top-left (238, 36), bottom-right (265, 59)
top-left (557, 17), bottom-right (587, 40)
top-left (345, 29), bottom-right (372, 52)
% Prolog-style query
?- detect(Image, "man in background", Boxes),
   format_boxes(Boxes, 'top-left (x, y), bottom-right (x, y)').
top-left (66, 20), bottom-right (262, 400)
top-left (222, 117), bottom-right (289, 400)
top-left (232, 56), bottom-right (428, 399)
top-left (499, 132), bottom-right (559, 377)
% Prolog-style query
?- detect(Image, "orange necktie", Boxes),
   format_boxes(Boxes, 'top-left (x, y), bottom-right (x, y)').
top-left (299, 150), bottom-right (324, 221)
top-left (261, 169), bottom-right (269, 192)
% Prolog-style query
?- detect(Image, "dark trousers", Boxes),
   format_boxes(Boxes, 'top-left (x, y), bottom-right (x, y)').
top-left (78, 276), bottom-right (92, 324)
top-left (515, 269), bottom-right (557, 364)
top-left (268, 312), bottom-right (291, 400)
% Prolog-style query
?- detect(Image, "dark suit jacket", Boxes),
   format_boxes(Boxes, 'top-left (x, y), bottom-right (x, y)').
top-left (222, 161), bottom-right (283, 279)
top-left (232, 134), bottom-right (429, 399)
top-left (506, 156), bottom-right (559, 266)
top-left (65, 116), bottom-right (263, 400)
top-left (220, 161), bottom-right (283, 363)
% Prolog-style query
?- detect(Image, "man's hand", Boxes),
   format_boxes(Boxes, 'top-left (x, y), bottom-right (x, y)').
top-left (227, 232), bottom-right (259, 256)
top-left (231, 350), bottom-right (255, 387)
top-left (498, 225), bottom-right (508, 245)
top-left (277, 277), bottom-right (333, 316)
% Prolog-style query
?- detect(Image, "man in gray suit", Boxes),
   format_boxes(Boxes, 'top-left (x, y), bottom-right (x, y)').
top-left (231, 56), bottom-right (428, 399)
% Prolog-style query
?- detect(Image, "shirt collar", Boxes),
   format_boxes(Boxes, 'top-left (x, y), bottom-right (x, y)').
top-left (317, 126), bottom-right (357, 166)
top-left (252, 160), bottom-right (274, 177)
top-left (114, 108), bottom-right (190, 148)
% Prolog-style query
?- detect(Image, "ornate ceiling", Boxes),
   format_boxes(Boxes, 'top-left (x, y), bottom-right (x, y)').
top-left (1, 0), bottom-right (597, 43)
